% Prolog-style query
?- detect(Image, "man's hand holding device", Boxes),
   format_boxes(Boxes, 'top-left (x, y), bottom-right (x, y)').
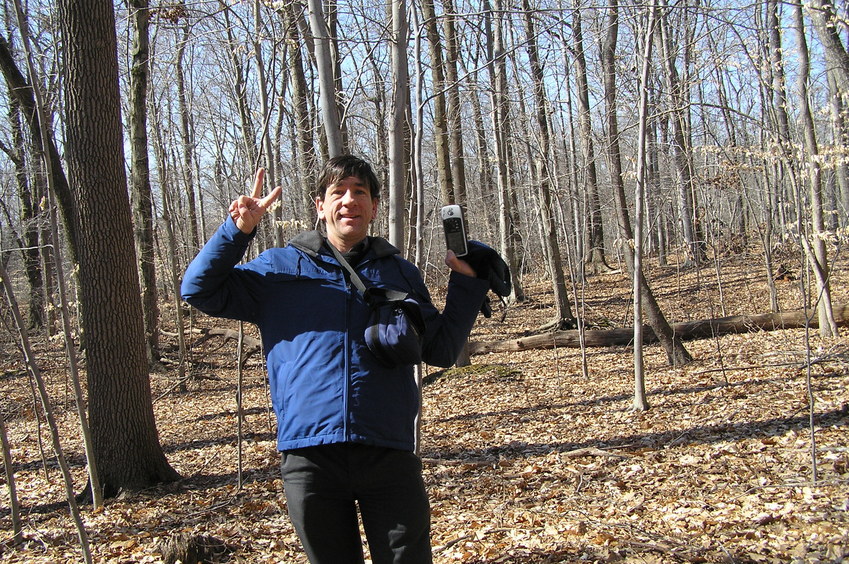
top-left (441, 205), bottom-right (476, 277)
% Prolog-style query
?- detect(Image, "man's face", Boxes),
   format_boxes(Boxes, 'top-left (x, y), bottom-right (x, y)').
top-left (316, 175), bottom-right (378, 251)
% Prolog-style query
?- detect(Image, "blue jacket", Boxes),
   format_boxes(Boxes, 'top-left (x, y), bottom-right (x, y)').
top-left (181, 218), bottom-right (489, 452)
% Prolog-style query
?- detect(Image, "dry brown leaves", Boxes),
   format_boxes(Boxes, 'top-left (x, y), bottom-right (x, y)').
top-left (1, 247), bottom-right (848, 563)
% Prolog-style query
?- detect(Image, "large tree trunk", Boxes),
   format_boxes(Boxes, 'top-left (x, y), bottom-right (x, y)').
top-left (128, 0), bottom-right (159, 365)
top-left (58, 0), bottom-right (179, 496)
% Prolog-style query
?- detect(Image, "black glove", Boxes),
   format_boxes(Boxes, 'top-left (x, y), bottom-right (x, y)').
top-left (462, 240), bottom-right (511, 317)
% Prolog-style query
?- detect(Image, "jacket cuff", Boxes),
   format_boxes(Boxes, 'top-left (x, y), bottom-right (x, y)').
top-left (222, 215), bottom-right (257, 245)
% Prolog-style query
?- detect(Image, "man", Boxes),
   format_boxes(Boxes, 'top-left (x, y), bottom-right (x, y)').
top-left (181, 155), bottom-right (489, 563)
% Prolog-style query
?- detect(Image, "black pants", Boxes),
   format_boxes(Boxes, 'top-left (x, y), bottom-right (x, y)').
top-left (280, 443), bottom-right (433, 564)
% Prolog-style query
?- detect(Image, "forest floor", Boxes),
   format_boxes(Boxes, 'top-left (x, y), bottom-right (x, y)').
top-left (1, 242), bottom-right (848, 563)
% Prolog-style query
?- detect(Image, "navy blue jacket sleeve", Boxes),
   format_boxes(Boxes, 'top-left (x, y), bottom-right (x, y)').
top-left (180, 218), bottom-right (263, 323)
top-left (419, 271), bottom-right (489, 368)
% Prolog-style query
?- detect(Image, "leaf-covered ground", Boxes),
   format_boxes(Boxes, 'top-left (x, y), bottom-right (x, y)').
top-left (1, 246), bottom-right (848, 563)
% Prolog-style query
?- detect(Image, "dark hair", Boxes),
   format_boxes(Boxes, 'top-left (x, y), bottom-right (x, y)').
top-left (315, 155), bottom-right (381, 201)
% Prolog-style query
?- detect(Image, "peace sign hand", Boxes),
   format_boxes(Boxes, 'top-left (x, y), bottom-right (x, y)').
top-left (229, 168), bottom-right (283, 234)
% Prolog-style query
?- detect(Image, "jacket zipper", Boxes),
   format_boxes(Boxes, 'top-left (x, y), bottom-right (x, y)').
top-left (342, 268), bottom-right (352, 442)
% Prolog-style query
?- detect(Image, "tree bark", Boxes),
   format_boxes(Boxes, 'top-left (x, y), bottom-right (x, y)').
top-left (388, 0), bottom-right (409, 251)
top-left (128, 0), bottom-right (159, 365)
top-left (420, 0), bottom-right (454, 205)
top-left (58, 0), bottom-right (179, 495)
top-left (307, 0), bottom-right (344, 157)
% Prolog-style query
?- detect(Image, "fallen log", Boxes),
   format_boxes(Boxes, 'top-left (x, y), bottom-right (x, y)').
top-left (188, 328), bottom-right (262, 366)
top-left (469, 304), bottom-right (849, 355)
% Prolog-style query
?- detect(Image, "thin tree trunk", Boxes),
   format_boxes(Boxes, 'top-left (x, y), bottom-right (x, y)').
top-left (442, 0), bottom-right (466, 205)
top-left (280, 0), bottom-right (317, 213)
top-left (253, 0), bottom-right (281, 247)
top-left (0, 419), bottom-right (21, 543)
top-left (388, 0), bottom-right (409, 249)
top-left (522, 0), bottom-right (573, 328)
top-left (176, 20), bottom-right (200, 251)
top-left (0, 34), bottom-right (77, 263)
top-left (601, 0), bottom-right (691, 367)
top-left (307, 0), bottom-right (344, 156)
top-left (151, 95), bottom-right (189, 384)
top-left (1, 263), bottom-right (92, 564)
top-left (825, 70), bottom-right (849, 226)
top-left (657, 0), bottom-right (704, 265)
top-left (220, 0), bottom-right (258, 167)
top-left (570, 0), bottom-right (610, 274)
top-left (128, 0), bottom-right (160, 365)
top-left (3, 80), bottom-right (45, 330)
top-left (487, 0), bottom-right (524, 302)
top-left (792, 1), bottom-right (837, 338)
top-left (421, 0), bottom-right (454, 204)
top-left (461, 61), bottom-right (494, 241)
top-left (632, 1), bottom-right (659, 411)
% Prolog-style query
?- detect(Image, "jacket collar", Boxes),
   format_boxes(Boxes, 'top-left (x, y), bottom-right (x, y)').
top-left (288, 230), bottom-right (400, 261)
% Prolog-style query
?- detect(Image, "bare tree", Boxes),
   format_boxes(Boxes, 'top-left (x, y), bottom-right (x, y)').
top-left (388, 0), bottom-right (409, 249)
top-left (1, 263), bottom-right (92, 562)
top-left (808, 0), bottom-right (849, 225)
top-left (0, 55), bottom-right (44, 331)
top-left (175, 14), bottom-right (201, 251)
top-left (58, 0), bottom-right (179, 495)
top-left (570, 0), bottom-right (610, 274)
top-left (420, 0), bottom-right (455, 205)
top-left (657, 0), bottom-right (704, 266)
top-left (792, 0), bottom-right (838, 338)
top-left (220, 0), bottom-right (259, 168)
top-left (279, 0), bottom-right (318, 213)
top-left (601, 0), bottom-right (691, 367)
top-left (307, 0), bottom-right (344, 156)
top-left (442, 0), bottom-right (466, 205)
top-left (522, 0), bottom-right (573, 330)
top-left (0, 34), bottom-right (76, 262)
top-left (487, 0), bottom-right (524, 302)
top-left (128, 0), bottom-right (159, 365)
